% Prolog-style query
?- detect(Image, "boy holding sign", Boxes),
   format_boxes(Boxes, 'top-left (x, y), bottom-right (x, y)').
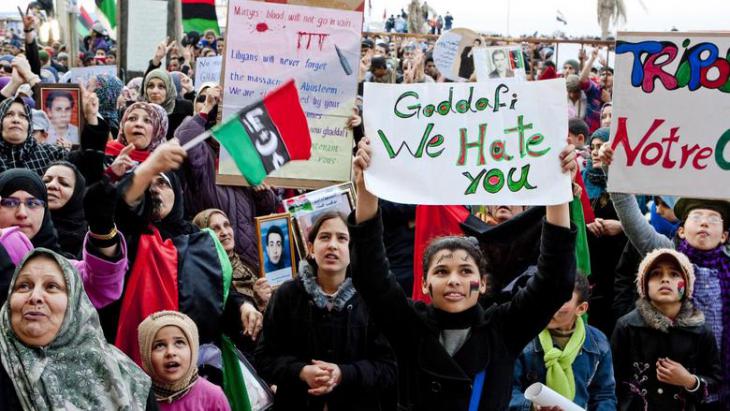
top-left (349, 138), bottom-right (578, 410)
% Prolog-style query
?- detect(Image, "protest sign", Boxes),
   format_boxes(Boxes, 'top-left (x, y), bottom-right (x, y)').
top-left (432, 28), bottom-right (480, 81)
top-left (474, 46), bottom-right (527, 82)
top-left (194, 56), bottom-right (222, 88)
top-left (60, 65), bottom-right (117, 84)
top-left (219, 1), bottom-right (361, 188)
top-left (607, 32), bottom-right (730, 199)
top-left (126, 0), bottom-right (167, 73)
top-left (362, 79), bottom-right (572, 205)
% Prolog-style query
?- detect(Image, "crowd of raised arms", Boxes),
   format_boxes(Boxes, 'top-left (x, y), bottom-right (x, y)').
top-left (0, 6), bottom-right (726, 411)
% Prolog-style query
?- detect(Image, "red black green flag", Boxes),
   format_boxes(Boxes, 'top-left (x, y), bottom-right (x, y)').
top-left (212, 80), bottom-right (312, 185)
top-left (182, 0), bottom-right (220, 35)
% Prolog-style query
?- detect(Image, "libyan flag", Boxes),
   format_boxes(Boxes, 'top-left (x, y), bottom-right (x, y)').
top-left (115, 227), bottom-right (251, 411)
top-left (95, 0), bottom-right (116, 32)
top-left (182, 0), bottom-right (220, 35)
top-left (211, 79), bottom-right (311, 185)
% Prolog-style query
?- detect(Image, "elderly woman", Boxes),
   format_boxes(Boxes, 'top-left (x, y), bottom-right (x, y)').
top-left (142, 69), bottom-right (193, 139)
top-left (0, 248), bottom-right (155, 409)
top-left (0, 168), bottom-right (127, 309)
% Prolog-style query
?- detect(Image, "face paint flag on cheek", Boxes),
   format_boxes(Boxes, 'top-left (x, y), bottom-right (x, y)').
top-left (469, 280), bottom-right (480, 296)
top-left (677, 280), bottom-right (686, 300)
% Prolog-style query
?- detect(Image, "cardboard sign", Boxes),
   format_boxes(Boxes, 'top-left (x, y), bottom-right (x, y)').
top-left (363, 80), bottom-right (572, 205)
top-left (607, 32), bottom-right (730, 198)
top-left (219, 0), bottom-right (362, 188)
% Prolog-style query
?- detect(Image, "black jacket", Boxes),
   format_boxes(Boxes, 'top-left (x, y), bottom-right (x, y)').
top-left (611, 299), bottom-right (721, 411)
top-left (349, 210), bottom-right (576, 411)
top-left (255, 267), bottom-right (397, 411)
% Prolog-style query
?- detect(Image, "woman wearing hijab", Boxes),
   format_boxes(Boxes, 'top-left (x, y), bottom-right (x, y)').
top-left (175, 84), bottom-right (278, 272)
top-left (0, 248), bottom-right (156, 410)
top-left (143, 69), bottom-right (193, 139)
top-left (0, 168), bottom-right (128, 309)
top-left (105, 102), bottom-right (169, 178)
top-left (43, 161), bottom-right (87, 257)
top-left (193, 208), bottom-right (272, 311)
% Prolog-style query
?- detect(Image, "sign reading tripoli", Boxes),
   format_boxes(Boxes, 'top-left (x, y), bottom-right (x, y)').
top-left (362, 79), bottom-right (572, 205)
top-left (607, 32), bottom-right (730, 198)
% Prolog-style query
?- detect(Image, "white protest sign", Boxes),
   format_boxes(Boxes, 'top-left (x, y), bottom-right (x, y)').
top-left (363, 79), bottom-right (572, 205)
top-left (220, 0), bottom-right (361, 187)
top-left (607, 32), bottom-right (730, 198)
top-left (195, 56), bottom-right (222, 88)
top-left (60, 65), bottom-right (117, 83)
top-left (474, 46), bottom-right (527, 82)
top-left (126, 0), bottom-right (167, 73)
top-left (432, 28), bottom-right (480, 81)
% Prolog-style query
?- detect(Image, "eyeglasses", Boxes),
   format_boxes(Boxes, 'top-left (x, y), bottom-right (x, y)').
top-left (687, 213), bottom-right (723, 225)
top-left (0, 197), bottom-right (45, 209)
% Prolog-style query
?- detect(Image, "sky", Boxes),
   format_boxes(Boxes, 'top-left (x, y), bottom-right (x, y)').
top-left (364, 0), bottom-right (730, 38)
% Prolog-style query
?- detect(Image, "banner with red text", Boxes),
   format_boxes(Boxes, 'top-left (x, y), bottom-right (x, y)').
top-left (607, 32), bottom-right (730, 198)
top-left (220, 1), bottom-right (361, 187)
top-left (362, 80), bottom-right (572, 205)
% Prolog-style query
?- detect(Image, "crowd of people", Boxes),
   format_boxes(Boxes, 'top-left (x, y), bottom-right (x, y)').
top-left (0, 5), bottom-right (727, 411)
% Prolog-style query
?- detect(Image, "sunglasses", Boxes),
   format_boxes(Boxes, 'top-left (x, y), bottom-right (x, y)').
top-left (0, 197), bottom-right (45, 209)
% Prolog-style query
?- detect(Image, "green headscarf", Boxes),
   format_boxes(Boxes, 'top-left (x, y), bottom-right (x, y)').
top-left (0, 248), bottom-right (151, 410)
top-left (537, 316), bottom-right (586, 401)
top-left (143, 68), bottom-right (177, 114)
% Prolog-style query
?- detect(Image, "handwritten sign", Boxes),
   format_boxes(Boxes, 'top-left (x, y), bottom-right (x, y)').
top-left (607, 32), bottom-right (730, 198)
top-left (60, 65), bottom-right (117, 84)
top-left (219, 1), bottom-right (361, 187)
top-left (432, 28), bottom-right (480, 81)
top-left (194, 56), bottom-right (222, 87)
top-left (363, 80), bottom-right (572, 205)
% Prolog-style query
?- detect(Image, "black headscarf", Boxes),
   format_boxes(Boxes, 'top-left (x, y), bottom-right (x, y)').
top-left (47, 161), bottom-right (87, 257)
top-left (154, 172), bottom-right (198, 240)
top-left (0, 168), bottom-right (63, 254)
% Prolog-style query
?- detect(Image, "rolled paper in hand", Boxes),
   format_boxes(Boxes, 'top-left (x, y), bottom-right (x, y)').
top-left (524, 383), bottom-right (585, 411)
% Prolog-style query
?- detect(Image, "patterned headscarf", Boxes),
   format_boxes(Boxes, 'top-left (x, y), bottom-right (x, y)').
top-left (0, 248), bottom-right (151, 410)
top-left (126, 77), bottom-right (143, 101)
top-left (169, 71), bottom-right (184, 95)
top-left (143, 69), bottom-right (177, 114)
top-left (94, 74), bottom-right (124, 130)
top-left (117, 102), bottom-right (168, 152)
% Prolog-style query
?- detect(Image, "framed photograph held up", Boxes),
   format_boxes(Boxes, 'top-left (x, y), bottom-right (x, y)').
top-left (283, 182), bottom-right (356, 258)
top-left (36, 83), bottom-right (83, 147)
top-left (255, 212), bottom-right (297, 287)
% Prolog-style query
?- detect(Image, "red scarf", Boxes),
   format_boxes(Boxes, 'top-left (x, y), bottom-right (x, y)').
top-left (105, 140), bottom-right (153, 163)
top-left (115, 227), bottom-right (179, 366)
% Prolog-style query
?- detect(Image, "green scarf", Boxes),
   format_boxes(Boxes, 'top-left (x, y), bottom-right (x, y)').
top-left (538, 317), bottom-right (586, 401)
top-left (0, 248), bottom-right (151, 410)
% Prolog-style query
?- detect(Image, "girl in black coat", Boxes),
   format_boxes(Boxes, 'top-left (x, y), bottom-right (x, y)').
top-left (255, 212), bottom-right (397, 411)
top-left (611, 249), bottom-right (721, 411)
top-left (349, 139), bottom-right (578, 410)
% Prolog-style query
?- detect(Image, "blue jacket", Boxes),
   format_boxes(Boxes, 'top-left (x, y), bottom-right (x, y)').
top-left (510, 322), bottom-right (617, 411)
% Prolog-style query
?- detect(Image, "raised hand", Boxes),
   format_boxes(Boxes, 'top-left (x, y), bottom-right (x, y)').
top-left (109, 143), bottom-right (137, 177)
top-left (80, 81), bottom-right (100, 125)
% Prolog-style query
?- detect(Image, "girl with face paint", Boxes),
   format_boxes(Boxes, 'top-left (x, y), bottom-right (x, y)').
top-left (600, 145), bottom-right (730, 402)
top-left (349, 138), bottom-right (578, 410)
top-left (611, 249), bottom-right (722, 410)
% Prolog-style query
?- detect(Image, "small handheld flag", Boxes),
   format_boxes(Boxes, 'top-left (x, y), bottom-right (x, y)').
top-left (184, 80), bottom-right (312, 185)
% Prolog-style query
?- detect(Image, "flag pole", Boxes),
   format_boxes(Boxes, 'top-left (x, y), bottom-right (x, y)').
top-left (181, 130), bottom-right (213, 151)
